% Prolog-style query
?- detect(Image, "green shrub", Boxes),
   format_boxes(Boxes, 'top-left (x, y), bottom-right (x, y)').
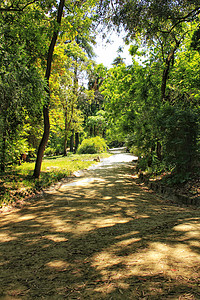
top-left (161, 106), bottom-right (198, 176)
top-left (44, 147), bottom-right (55, 156)
top-left (77, 136), bottom-right (107, 154)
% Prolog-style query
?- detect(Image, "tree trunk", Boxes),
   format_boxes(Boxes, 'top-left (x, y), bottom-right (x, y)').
top-left (159, 40), bottom-right (180, 162)
top-left (156, 141), bottom-right (162, 161)
top-left (75, 132), bottom-right (79, 153)
top-left (161, 40), bottom-right (180, 101)
top-left (63, 108), bottom-right (68, 156)
top-left (33, 0), bottom-right (65, 178)
top-left (0, 129), bottom-right (6, 172)
top-left (161, 62), bottom-right (170, 101)
top-left (70, 129), bottom-right (74, 152)
top-left (63, 136), bottom-right (67, 156)
top-left (102, 129), bottom-right (106, 139)
top-left (63, 57), bottom-right (77, 155)
top-left (33, 105), bottom-right (50, 177)
top-left (90, 126), bottom-right (93, 136)
top-left (94, 124), bottom-right (96, 137)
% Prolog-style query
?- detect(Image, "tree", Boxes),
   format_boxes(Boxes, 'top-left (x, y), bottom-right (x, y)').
top-left (33, 0), bottom-right (98, 175)
top-left (101, 25), bottom-right (200, 180)
top-left (0, 48), bottom-right (44, 171)
top-left (0, 1), bottom-right (39, 12)
top-left (100, 62), bottom-right (135, 144)
top-left (33, 0), bottom-right (65, 178)
top-left (86, 110), bottom-right (107, 137)
top-left (100, 1), bottom-right (199, 163)
top-left (86, 63), bottom-right (107, 124)
top-left (99, 1), bottom-right (200, 36)
top-left (191, 26), bottom-right (200, 52)
top-left (0, 0), bottom-right (98, 174)
top-left (63, 36), bottom-right (95, 154)
top-left (0, 5), bottom-right (46, 171)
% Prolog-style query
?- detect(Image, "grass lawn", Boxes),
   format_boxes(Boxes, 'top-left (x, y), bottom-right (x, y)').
top-left (0, 153), bottom-right (111, 208)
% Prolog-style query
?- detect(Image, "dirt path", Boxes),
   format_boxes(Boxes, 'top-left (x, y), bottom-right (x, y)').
top-left (0, 150), bottom-right (200, 299)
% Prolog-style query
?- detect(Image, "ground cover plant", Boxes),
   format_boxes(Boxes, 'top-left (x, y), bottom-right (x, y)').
top-left (0, 153), bottom-right (110, 208)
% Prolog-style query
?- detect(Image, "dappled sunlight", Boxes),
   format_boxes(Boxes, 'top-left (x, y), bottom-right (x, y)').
top-left (115, 237), bottom-right (142, 248)
top-left (61, 177), bottom-right (106, 187)
top-left (116, 195), bottom-right (128, 200)
top-left (144, 242), bottom-right (200, 276)
top-left (43, 235), bottom-right (68, 243)
top-left (102, 196), bottom-right (112, 200)
top-left (0, 232), bottom-right (17, 242)
top-left (16, 214), bottom-right (36, 222)
top-left (37, 215), bottom-right (73, 233)
top-left (0, 212), bottom-right (22, 225)
top-left (73, 215), bottom-right (133, 234)
top-left (48, 217), bottom-right (72, 232)
top-left (91, 236), bottom-right (200, 295)
top-left (46, 260), bottom-right (70, 271)
top-left (0, 153), bottom-right (199, 299)
top-left (173, 221), bottom-right (200, 234)
top-left (173, 220), bottom-right (200, 248)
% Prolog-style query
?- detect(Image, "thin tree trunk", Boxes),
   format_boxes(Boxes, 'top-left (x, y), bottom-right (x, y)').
top-left (0, 129), bottom-right (6, 172)
top-left (63, 108), bottom-right (68, 156)
top-left (33, 0), bottom-right (65, 178)
top-left (94, 124), bottom-right (96, 137)
top-left (161, 40), bottom-right (180, 101)
top-left (158, 40), bottom-right (180, 160)
top-left (75, 132), bottom-right (79, 153)
top-left (102, 129), bottom-right (106, 139)
top-left (161, 63), bottom-right (170, 101)
top-left (33, 105), bottom-right (50, 177)
top-left (70, 129), bottom-right (74, 152)
top-left (1, 91), bottom-right (7, 172)
top-left (90, 126), bottom-right (93, 136)
top-left (156, 141), bottom-right (162, 161)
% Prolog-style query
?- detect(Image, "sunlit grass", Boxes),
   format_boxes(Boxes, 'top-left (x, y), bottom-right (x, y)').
top-left (0, 153), bottom-right (111, 207)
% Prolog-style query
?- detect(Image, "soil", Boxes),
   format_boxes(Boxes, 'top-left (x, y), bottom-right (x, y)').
top-left (0, 149), bottom-right (200, 299)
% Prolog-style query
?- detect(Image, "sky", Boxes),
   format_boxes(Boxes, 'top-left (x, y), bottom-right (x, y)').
top-left (94, 31), bottom-right (133, 68)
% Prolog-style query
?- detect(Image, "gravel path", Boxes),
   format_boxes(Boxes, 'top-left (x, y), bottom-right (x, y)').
top-left (0, 149), bottom-right (200, 299)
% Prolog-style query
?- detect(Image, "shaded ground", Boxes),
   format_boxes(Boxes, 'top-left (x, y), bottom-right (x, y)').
top-left (0, 149), bottom-right (200, 299)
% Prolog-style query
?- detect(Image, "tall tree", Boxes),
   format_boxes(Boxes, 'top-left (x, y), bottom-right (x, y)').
top-left (0, 2), bottom-right (46, 171)
top-left (33, 0), bottom-right (97, 175)
top-left (98, 0), bottom-right (200, 35)
top-left (33, 0), bottom-right (65, 178)
top-left (99, 0), bottom-right (200, 161)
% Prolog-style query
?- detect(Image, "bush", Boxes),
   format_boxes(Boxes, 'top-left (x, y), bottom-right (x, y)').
top-left (77, 136), bottom-right (107, 154)
top-left (162, 107), bottom-right (198, 176)
top-left (44, 147), bottom-right (55, 156)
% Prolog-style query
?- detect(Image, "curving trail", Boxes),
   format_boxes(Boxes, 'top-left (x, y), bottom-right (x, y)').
top-left (0, 149), bottom-right (200, 299)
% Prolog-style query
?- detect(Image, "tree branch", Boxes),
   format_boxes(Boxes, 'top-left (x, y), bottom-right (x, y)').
top-left (0, 0), bottom-right (38, 12)
top-left (158, 7), bottom-right (200, 34)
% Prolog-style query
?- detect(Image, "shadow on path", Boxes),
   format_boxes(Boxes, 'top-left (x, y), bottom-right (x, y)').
top-left (0, 151), bottom-right (200, 299)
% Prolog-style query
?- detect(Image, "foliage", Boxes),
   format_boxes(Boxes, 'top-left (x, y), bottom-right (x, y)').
top-left (191, 26), bottom-right (200, 52)
top-left (101, 62), bottom-right (135, 143)
top-left (49, 30), bottom-right (98, 155)
top-left (101, 25), bottom-right (200, 182)
top-left (77, 136), bottom-right (107, 154)
top-left (0, 0), bottom-right (199, 188)
top-left (161, 106), bottom-right (198, 177)
top-left (86, 110), bottom-right (107, 137)
top-left (0, 41), bottom-right (45, 171)
top-left (99, 0), bottom-right (200, 41)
